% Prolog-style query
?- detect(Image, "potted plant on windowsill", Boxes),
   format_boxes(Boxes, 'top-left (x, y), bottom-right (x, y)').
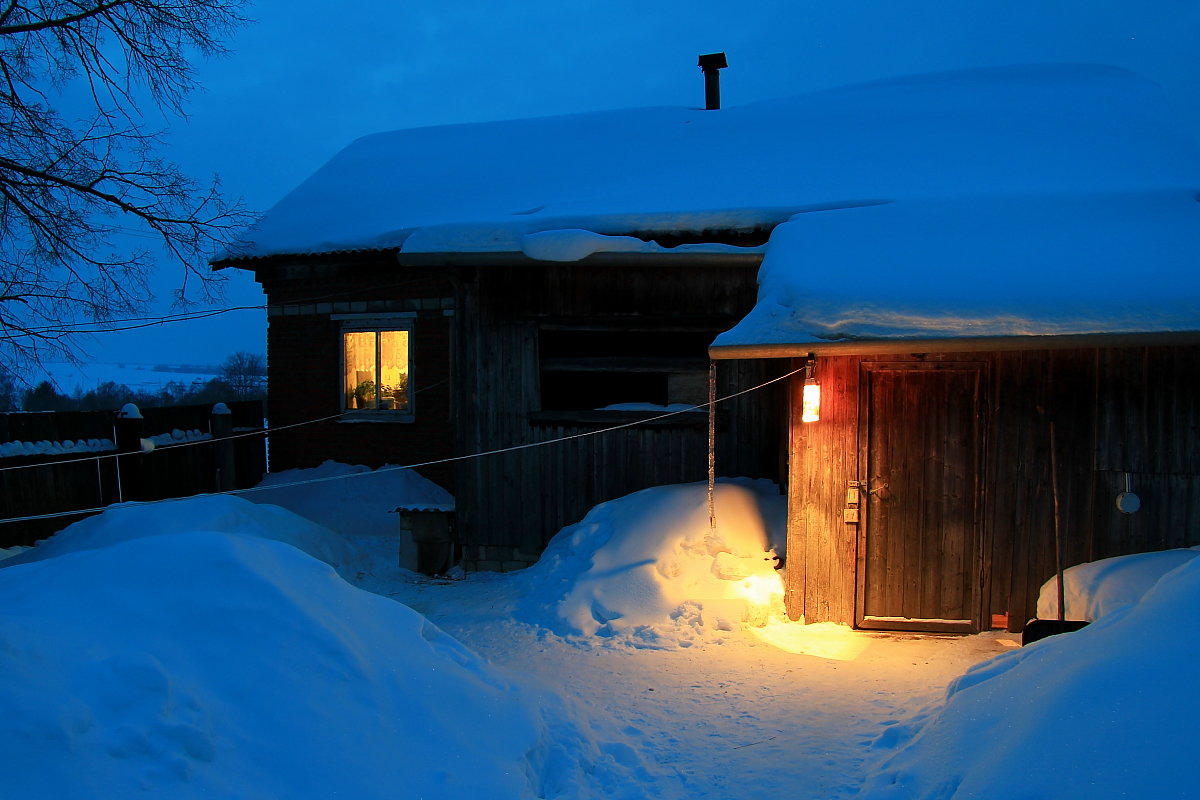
top-left (353, 380), bottom-right (376, 409)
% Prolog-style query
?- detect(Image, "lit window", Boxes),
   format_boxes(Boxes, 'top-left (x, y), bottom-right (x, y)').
top-left (342, 328), bottom-right (411, 413)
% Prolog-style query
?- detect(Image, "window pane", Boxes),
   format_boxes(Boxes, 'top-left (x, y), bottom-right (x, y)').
top-left (378, 330), bottom-right (410, 411)
top-left (344, 331), bottom-right (377, 409)
top-left (668, 372), bottom-right (708, 405)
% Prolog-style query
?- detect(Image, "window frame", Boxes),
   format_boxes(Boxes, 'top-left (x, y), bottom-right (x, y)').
top-left (335, 313), bottom-right (416, 422)
top-left (533, 323), bottom-right (715, 426)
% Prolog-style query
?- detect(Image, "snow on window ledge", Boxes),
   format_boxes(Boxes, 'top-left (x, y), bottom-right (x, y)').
top-left (337, 411), bottom-right (416, 424)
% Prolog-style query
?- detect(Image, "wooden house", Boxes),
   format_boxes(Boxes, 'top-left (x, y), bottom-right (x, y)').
top-left (711, 193), bottom-right (1200, 634)
top-left (213, 100), bottom-right (798, 570)
top-left (216, 63), bottom-right (1200, 598)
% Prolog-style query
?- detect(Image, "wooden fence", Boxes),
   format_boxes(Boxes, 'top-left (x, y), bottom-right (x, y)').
top-left (0, 401), bottom-right (267, 548)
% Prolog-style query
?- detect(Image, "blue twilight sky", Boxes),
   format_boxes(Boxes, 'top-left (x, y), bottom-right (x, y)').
top-left (83, 0), bottom-right (1200, 367)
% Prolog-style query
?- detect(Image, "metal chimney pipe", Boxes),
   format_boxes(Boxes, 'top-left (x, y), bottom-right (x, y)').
top-left (698, 52), bottom-right (728, 110)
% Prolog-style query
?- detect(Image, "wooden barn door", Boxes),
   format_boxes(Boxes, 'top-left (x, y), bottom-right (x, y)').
top-left (856, 362), bottom-right (985, 633)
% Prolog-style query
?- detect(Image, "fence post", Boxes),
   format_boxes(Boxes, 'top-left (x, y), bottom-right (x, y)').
top-left (114, 404), bottom-right (144, 502)
top-left (211, 403), bottom-right (235, 492)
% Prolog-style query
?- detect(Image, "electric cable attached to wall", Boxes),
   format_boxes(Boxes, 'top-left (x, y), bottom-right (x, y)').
top-left (0, 365), bottom-right (803, 525)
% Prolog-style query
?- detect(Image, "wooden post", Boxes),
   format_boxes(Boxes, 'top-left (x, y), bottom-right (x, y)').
top-left (707, 360), bottom-right (717, 536)
top-left (113, 404), bottom-right (144, 503)
top-left (211, 403), bottom-right (235, 492)
top-left (1049, 421), bottom-right (1066, 622)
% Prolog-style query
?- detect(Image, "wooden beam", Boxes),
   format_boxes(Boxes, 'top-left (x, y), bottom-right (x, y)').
top-left (710, 330), bottom-right (1200, 360)
top-left (541, 357), bottom-right (710, 373)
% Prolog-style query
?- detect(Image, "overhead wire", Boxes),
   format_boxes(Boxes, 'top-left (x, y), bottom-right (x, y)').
top-left (0, 410), bottom-right (348, 473)
top-left (0, 378), bottom-right (453, 474)
top-left (9, 274), bottom-right (445, 339)
top-left (0, 365), bottom-right (803, 525)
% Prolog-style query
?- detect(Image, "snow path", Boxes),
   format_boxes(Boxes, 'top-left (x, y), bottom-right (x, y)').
top-left (363, 567), bottom-right (1015, 799)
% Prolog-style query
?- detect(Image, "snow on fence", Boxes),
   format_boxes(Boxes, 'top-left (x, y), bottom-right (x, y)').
top-left (0, 401), bottom-right (267, 547)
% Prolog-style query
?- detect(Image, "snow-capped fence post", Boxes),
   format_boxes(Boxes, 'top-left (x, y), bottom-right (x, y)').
top-left (211, 403), bottom-right (235, 492)
top-left (114, 404), bottom-right (145, 502)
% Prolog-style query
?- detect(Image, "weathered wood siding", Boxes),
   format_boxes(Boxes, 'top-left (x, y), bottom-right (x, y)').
top-left (787, 346), bottom-right (1200, 632)
top-left (857, 362), bottom-right (985, 632)
top-left (0, 402), bottom-right (265, 547)
top-left (253, 255), bottom-right (457, 489)
top-left (250, 254), bottom-right (782, 567)
top-left (454, 263), bottom-right (784, 567)
top-left (785, 355), bottom-right (859, 623)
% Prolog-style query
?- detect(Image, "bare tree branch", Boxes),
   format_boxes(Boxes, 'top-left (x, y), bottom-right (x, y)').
top-left (0, 0), bottom-right (253, 375)
top-left (0, 1), bottom-right (134, 36)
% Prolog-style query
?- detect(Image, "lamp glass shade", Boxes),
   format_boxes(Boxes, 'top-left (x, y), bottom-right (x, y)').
top-left (802, 381), bottom-right (820, 423)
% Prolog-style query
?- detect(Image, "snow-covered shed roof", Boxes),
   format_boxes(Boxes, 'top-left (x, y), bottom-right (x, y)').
top-left (218, 63), bottom-right (1200, 266)
top-left (711, 191), bottom-right (1200, 354)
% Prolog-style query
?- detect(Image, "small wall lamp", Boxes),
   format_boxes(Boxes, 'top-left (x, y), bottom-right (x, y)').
top-left (801, 358), bottom-right (820, 423)
top-left (1116, 472), bottom-right (1141, 514)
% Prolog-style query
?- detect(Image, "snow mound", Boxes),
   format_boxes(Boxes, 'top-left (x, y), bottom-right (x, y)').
top-left (1036, 546), bottom-right (1200, 620)
top-left (1, 494), bottom-right (354, 571)
top-left (246, 460), bottom-right (454, 538)
top-left (862, 554), bottom-right (1200, 799)
top-left (0, 437), bottom-right (115, 457)
top-left (0, 531), bottom-right (553, 799)
top-left (516, 480), bottom-right (786, 648)
top-left (146, 428), bottom-right (211, 446)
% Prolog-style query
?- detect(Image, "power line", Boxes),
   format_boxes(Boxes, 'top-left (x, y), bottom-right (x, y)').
top-left (0, 410), bottom-right (342, 473)
top-left (0, 366), bottom-right (802, 525)
top-left (0, 378), bottom-right (450, 474)
top-left (8, 275), bottom-right (448, 339)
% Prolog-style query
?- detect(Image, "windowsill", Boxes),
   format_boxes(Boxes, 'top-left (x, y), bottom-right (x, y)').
top-left (338, 411), bottom-right (416, 423)
top-left (529, 409), bottom-right (719, 428)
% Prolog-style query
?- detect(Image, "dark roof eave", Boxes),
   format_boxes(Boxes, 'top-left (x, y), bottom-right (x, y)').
top-left (395, 250), bottom-right (764, 268)
top-left (212, 248), bottom-right (764, 271)
top-left (709, 329), bottom-right (1200, 359)
top-left (210, 246), bottom-right (401, 271)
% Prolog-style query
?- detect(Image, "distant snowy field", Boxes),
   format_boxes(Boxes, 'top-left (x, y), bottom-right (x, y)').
top-left (0, 463), bottom-right (1192, 798)
top-left (33, 362), bottom-right (221, 394)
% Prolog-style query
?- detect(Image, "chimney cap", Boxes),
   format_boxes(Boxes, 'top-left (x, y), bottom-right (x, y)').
top-left (698, 52), bottom-right (728, 71)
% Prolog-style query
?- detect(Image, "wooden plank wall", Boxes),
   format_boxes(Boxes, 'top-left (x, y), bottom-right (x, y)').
top-left (256, 259), bottom-right (457, 489)
top-left (454, 263), bottom-right (785, 563)
top-left (0, 401), bottom-right (266, 547)
top-left (785, 355), bottom-right (860, 623)
top-left (789, 346), bottom-right (1200, 631)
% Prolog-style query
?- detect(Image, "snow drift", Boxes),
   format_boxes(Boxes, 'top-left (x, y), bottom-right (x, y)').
top-left (1036, 545), bottom-right (1200, 620)
top-left (1, 493), bottom-right (355, 570)
top-left (863, 550), bottom-right (1200, 799)
top-left (0, 528), bottom-right (547, 799)
top-left (0, 494), bottom-right (649, 799)
top-left (516, 480), bottom-right (786, 647)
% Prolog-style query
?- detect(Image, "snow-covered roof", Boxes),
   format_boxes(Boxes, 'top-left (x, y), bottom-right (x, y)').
top-left (219, 63), bottom-right (1200, 265)
top-left (712, 191), bottom-right (1200, 352)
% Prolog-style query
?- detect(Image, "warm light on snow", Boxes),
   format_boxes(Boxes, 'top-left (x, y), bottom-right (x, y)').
top-left (515, 479), bottom-right (786, 646)
top-left (6, 461), bottom-right (1174, 798)
top-left (748, 620), bottom-right (870, 662)
top-left (731, 573), bottom-right (784, 608)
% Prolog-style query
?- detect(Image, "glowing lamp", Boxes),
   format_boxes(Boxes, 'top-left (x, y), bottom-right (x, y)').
top-left (801, 359), bottom-right (820, 423)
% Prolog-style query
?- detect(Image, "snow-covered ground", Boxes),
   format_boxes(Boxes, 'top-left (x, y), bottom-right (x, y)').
top-left (0, 462), bottom-right (1191, 798)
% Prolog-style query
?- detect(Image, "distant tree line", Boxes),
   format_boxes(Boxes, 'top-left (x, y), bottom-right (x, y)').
top-left (0, 352), bottom-right (265, 413)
